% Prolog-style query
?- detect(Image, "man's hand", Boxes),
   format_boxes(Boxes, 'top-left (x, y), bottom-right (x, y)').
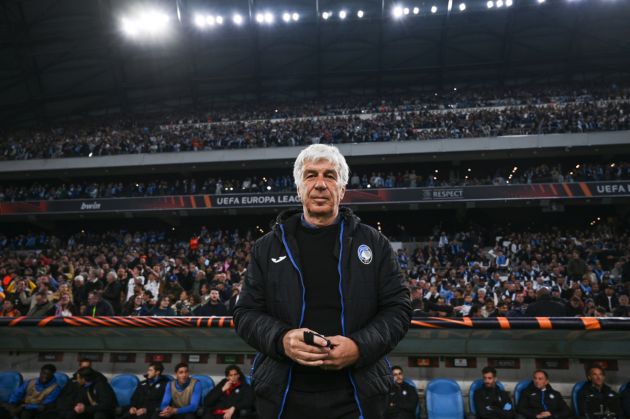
top-left (129, 407), bottom-right (138, 415)
top-left (74, 403), bottom-right (85, 414)
top-left (282, 328), bottom-right (330, 366)
top-left (320, 336), bottom-right (360, 370)
top-left (536, 412), bottom-right (552, 418)
top-left (223, 406), bottom-right (236, 419)
top-left (159, 406), bottom-right (177, 417)
top-left (136, 408), bottom-right (147, 416)
top-left (222, 380), bottom-right (233, 392)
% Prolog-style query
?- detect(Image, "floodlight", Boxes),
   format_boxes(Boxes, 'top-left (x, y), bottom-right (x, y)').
top-left (393, 6), bottom-right (404, 18)
top-left (496, 0), bottom-right (504, 6)
top-left (339, 10), bottom-right (347, 19)
top-left (216, 15), bottom-right (224, 24)
top-left (121, 17), bottom-right (139, 36)
top-left (292, 12), bottom-right (299, 21)
top-left (233, 14), bottom-right (243, 25)
top-left (487, 1), bottom-right (494, 7)
top-left (206, 15), bottom-right (215, 26)
top-left (322, 11), bottom-right (331, 19)
top-left (264, 11), bottom-right (274, 23)
top-left (282, 12), bottom-right (291, 22)
top-left (194, 14), bottom-right (206, 28)
top-left (459, 3), bottom-right (466, 11)
top-left (506, 0), bottom-right (513, 6)
top-left (357, 10), bottom-right (365, 18)
top-left (255, 13), bottom-right (264, 23)
top-left (413, 7), bottom-right (420, 14)
top-left (431, 5), bottom-right (438, 13)
top-left (403, 7), bottom-right (410, 14)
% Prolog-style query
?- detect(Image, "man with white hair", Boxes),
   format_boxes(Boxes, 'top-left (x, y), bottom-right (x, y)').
top-left (234, 144), bottom-right (412, 419)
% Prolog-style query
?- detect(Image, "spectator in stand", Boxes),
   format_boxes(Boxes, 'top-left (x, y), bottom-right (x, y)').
top-left (1, 299), bottom-right (21, 317)
top-left (123, 295), bottom-right (150, 316)
top-left (525, 288), bottom-right (567, 317)
top-left (193, 289), bottom-right (227, 316)
top-left (151, 296), bottom-right (176, 317)
top-left (102, 271), bottom-right (123, 314)
top-left (613, 295), bottom-right (630, 317)
top-left (26, 291), bottom-right (55, 317)
top-left (82, 291), bottom-right (115, 317)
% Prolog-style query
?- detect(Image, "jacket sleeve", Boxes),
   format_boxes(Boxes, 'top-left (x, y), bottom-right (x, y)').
top-left (235, 384), bottom-right (254, 412)
top-left (554, 391), bottom-right (571, 419)
top-left (233, 240), bottom-right (293, 361)
top-left (348, 233), bottom-right (412, 368)
top-left (84, 382), bottom-right (117, 414)
top-left (130, 382), bottom-right (143, 408)
top-left (203, 379), bottom-right (225, 408)
top-left (517, 392), bottom-right (539, 419)
top-left (399, 383), bottom-right (419, 416)
top-left (8, 381), bottom-right (28, 405)
top-left (160, 384), bottom-right (172, 411)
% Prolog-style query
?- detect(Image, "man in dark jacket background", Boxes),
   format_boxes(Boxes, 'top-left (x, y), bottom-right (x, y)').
top-left (525, 289), bottom-right (567, 317)
top-left (577, 365), bottom-right (624, 419)
top-left (234, 144), bottom-right (412, 419)
top-left (203, 365), bottom-right (253, 419)
top-left (473, 367), bottom-right (514, 419)
top-left (516, 370), bottom-right (570, 419)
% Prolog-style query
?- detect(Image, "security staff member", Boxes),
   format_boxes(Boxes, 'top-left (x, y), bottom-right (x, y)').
top-left (516, 370), bottom-right (570, 419)
top-left (473, 367), bottom-right (514, 419)
top-left (385, 366), bottom-right (418, 419)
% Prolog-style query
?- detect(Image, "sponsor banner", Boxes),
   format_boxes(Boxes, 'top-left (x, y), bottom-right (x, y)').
top-left (1, 181), bottom-right (629, 216)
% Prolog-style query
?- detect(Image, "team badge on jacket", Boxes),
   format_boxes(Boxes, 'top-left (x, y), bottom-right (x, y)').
top-left (358, 244), bottom-right (373, 264)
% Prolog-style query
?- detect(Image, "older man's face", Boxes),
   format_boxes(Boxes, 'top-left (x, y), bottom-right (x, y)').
top-left (299, 159), bottom-right (345, 222)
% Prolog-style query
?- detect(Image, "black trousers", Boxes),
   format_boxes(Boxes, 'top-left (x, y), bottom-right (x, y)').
top-left (256, 388), bottom-right (387, 419)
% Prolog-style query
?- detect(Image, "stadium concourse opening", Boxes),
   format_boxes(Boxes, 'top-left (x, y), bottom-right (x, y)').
top-left (2, 0), bottom-right (630, 416)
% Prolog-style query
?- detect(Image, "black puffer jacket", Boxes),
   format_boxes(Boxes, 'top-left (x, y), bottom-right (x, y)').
top-left (234, 207), bottom-right (412, 416)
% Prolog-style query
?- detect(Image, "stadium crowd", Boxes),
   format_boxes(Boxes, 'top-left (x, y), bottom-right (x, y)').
top-left (1, 161), bottom-right (628, 202)
top-left (1, 84), bottom-right (629, 161)
top-left (1, 221), bottom-right (629, 319)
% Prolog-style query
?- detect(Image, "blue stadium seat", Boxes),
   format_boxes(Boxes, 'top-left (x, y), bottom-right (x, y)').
top-left (426, 379), bottom-right (465, 419)
top-left (620, 381), bottom-right (629, 394)
top-left (54, 372), bottom-right (70, 389)
top-left (191, 375), bottom-right (215, 398)
top-left (0, 371), bottom-right (23, 403)
top-left (403, 378), bottom-right (421, 419)
top-left (468, 379), bottom-right (505, 416)
top-left (111, 374), bottom-right (140, 407)
top-left (572, 381), bottom-right (587, 417)
top-left (514, 379), bottom-right (532, 406)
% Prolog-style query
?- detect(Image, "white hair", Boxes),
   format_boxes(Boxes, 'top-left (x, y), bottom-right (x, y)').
top-left (293, 144), bottom-right (349, 191)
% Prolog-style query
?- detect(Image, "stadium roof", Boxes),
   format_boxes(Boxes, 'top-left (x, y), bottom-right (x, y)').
top-left (1, 0), bottom-right (630, 127)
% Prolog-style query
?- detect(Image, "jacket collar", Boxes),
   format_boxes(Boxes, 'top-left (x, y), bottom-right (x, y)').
top-left (273, 207), bottom-right (360, 237)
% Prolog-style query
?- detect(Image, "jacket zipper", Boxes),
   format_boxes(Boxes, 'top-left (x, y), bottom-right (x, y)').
top-left (276, 223), bottom-right (307, 419)
top-left (337, 221), bottom-right (366, 419)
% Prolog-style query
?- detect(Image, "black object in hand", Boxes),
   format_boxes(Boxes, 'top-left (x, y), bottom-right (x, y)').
top-left (303, 331), bottom-right (334, 349)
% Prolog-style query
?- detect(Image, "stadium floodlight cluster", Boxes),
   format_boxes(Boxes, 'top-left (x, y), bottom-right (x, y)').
top-left (120, 0), bottom-right (556, 39)
top-left (121, 10), bottom-right (171, 37)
